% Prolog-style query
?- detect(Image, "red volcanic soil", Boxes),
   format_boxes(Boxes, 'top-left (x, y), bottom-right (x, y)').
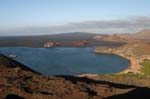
top-left (0, 54), bottom-right (150, 99)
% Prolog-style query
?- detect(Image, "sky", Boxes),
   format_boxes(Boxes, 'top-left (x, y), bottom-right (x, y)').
top-left (0, 0), bottom-right (150, 36)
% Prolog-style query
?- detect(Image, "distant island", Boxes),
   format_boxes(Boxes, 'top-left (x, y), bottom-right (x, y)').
top-left (0, 29), bottom-right (150, 48)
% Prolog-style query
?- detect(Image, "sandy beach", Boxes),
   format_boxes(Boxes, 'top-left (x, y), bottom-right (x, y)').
top-left (116, 53), bottom-right (141, 74)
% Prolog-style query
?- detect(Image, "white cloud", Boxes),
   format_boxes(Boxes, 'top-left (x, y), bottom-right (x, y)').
top-left (1, 16), bottom-right (150, 36)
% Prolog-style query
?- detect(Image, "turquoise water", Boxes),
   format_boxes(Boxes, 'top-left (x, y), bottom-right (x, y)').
top-left (0, 47), bottom-right (130, 75)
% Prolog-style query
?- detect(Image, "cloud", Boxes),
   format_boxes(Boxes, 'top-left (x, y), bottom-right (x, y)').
top-left (69, 16), bottom-right (150, 32)
top-left (1, 16), bottom-right (150, 36)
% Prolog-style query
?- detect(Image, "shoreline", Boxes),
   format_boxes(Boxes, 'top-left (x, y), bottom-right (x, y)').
top-left (115, 53), bottom-right (141, 74)
top-left (94, 50), bottom-right (141, 75)
top-left (0, 47), bottom-right (142, 78)
top-left (78, 53), bottom-right (141, 77)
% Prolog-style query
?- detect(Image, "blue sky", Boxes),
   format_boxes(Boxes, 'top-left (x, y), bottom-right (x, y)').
top-left (0, 0), bottom-right (150, 35)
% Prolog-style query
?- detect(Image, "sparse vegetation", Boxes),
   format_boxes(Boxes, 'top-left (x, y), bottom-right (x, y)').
top-left (103, 72), bottom-right (142, 79)
top-left (140, 60), bottom-right (150, 75)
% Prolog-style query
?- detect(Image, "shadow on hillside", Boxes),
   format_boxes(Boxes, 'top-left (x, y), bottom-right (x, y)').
top-left (4, 94), bottom-right (25, 99)
top-left (56, 75), bottom-right (150, 99)
top-left (105, 87), bottom-right (150, 99)
top-left (56, 75), bottom-right (137, 89)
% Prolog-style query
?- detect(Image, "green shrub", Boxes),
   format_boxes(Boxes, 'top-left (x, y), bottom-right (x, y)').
top-left (140, 60), bottom-right (150, 75)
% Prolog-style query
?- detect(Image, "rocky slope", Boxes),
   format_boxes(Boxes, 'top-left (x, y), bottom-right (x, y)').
top-left (94, 29), bottom-right (150, 42)
top-left (95, 42), bottom-right (150, 58)
top-left (133, 29), bottom-right (150, 40)
top-left (1, 54), bottom-right (150, 99)
top-left (94, 33), bottom-right (139, 43)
